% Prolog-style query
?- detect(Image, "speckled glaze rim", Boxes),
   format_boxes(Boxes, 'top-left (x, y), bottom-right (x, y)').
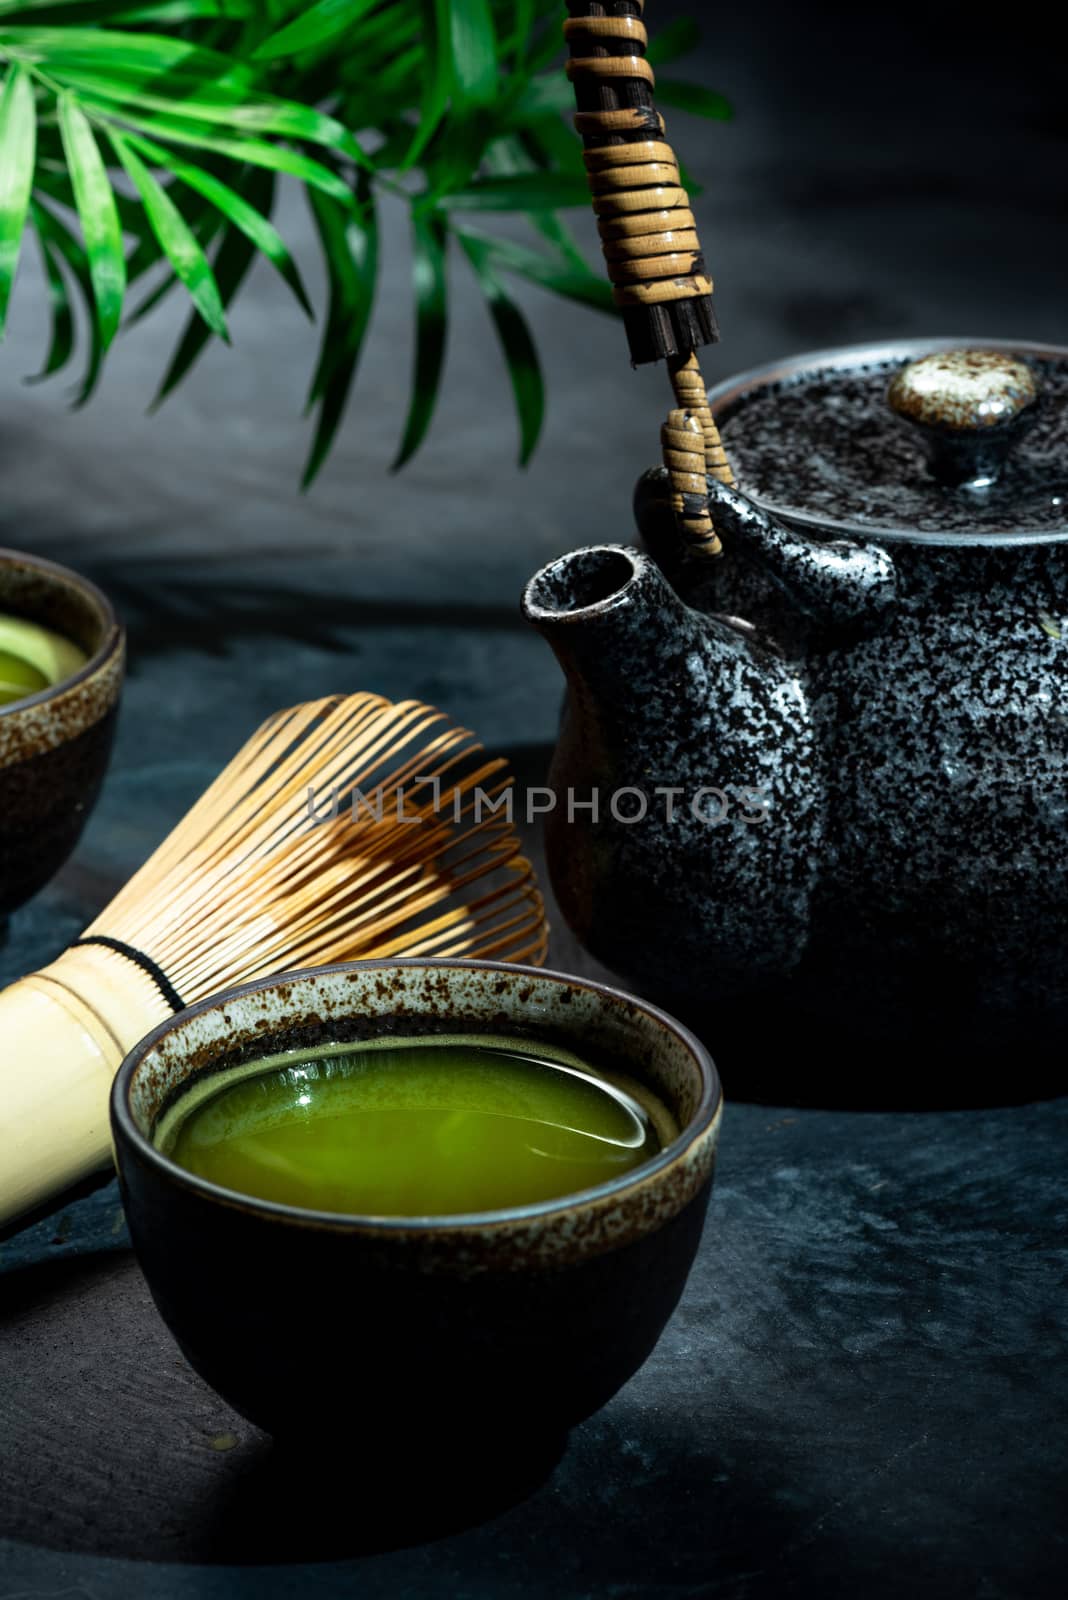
top-left (0, 546), bottom-right (122, 717)
top-left (112, 958), bottom-right (723, 1237)
top-left (706, 336), bottom-right (1068, 547)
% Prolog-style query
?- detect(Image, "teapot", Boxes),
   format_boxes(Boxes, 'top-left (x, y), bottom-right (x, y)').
top-left (522, 339), bottom-right (1068, 1052)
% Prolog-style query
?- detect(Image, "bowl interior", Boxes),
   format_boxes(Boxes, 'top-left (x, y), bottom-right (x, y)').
top-left (0, 549), bottom-right (115, 664)
top-left (120, 960), bottom-right (719, 1220)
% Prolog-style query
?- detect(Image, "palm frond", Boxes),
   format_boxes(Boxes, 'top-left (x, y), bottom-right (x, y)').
top-left (0, 0), bottom-right (727, 478)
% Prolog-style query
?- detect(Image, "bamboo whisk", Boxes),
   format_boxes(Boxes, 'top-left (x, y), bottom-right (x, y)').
top-left (0, 693), bottom-right (547, 1229)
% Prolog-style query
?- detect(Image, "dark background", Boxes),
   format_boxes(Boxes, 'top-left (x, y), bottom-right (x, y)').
top-left (1, 5), bottom-right (1066, 1598)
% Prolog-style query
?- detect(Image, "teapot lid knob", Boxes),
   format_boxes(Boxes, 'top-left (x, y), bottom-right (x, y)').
top-left (887, 349), bottom-right (1040, 488)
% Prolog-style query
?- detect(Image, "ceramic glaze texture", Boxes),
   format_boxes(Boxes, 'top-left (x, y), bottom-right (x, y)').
top-left (0, 552), bottom-right (123, 915)
top-left (694, 503), bottom-right (1068, 1040)
top-left (715, 339), bottom-right (1068, 537)
top-left (886, 349), bottom-right (1037, 432)
top-left (524, 341), bottom-right (1068, 1049)
top-left (524, 547), bottom-right (825, 997)
top-left (112, 960), bottom-right (722, 1440)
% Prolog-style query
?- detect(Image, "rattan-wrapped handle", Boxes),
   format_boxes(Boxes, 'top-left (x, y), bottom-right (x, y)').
top-left (564, 1), bottom-right (714, 363)
top-left (564, 1), bottom-right (734, 552)
top-left (661, 410), bottom-right (721, 555)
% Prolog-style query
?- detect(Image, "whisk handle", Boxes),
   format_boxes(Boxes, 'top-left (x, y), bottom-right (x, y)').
top-left (0, 948), bottom-right (170, 1230)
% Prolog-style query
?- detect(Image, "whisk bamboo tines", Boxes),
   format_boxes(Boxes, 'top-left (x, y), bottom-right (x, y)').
top-left (0, 693), bottom-right (547, 1229)
top-left (563, 1), bottom-right (734, 551)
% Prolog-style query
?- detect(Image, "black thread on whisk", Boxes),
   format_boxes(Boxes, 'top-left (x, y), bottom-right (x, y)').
top-left (72, 936), bottom-right (187, 1014)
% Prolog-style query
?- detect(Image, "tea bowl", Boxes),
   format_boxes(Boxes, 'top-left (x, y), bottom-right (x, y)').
top-left (111, 959), bottom-right (723, 1443)
top-left (0, 549), bottom-right (124, 916)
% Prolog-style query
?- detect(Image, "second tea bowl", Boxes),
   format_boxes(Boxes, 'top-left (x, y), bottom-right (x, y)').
top-left (0, 548), bottom-right (123, 916)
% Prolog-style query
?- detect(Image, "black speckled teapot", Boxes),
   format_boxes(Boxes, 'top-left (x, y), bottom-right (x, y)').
top-left (523, 339), bottom-right (1068, 1051)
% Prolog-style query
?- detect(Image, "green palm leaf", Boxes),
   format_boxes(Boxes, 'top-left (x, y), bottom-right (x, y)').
top-left (57, 95), bottom-right (126, 347)
top-left (654, 78), bottom-right (732, 120)
top-left (481, 131), bottom-right (587, 271)
top-left (392, 209), bottom-right (448, 469)
top-left (440, 173), bottom-right (591, 212)
top-left (424, 0), bottom-right (498, 194)
top-left (499, 0), bottom-right (536, 60)
top-left (302, 175), bottom-right (377, 486)
top-left (252, 0), bottom-right (380, 63)
top-left (111, 128), bottom-right (228, 338)
top-left (31, 195), bottom-right (104, 401)
top-left (2, 25), bottom-right (244, 76)
top-left (0, 63), bottom-right (35, 334)
top-left (79, 107), bottom-right (352, 201)
top-left (399, 0), bottom-right (449, 171)
top-left (0, 0), bottom-right (722, 480)
top-left (449, 0), bottom-right (497, 106)
top-left (506, 75), bottom-right (571, 121)
top-left (122, 192), bottom-right (222, 320)
top-left (152, 169), bottom-right (272, 406)
top-left (27, 211), bottom-right (73, 379)
top-left (0, 2), bottom-right (254, 16)
top-left (124, 129), bottom-right (311, 314)
top-left (59, 71), bottom-right (362, 157)
top-left (7, 26), bottom-right (368, 159)
top-left (454, 228), bottom-right (613, 315)
top-left (121, 1), bottom-right (257, 17)
top-left (459, 230), bottom-right (544, 466)
top-left (645, 18), bottom-right (701, 67)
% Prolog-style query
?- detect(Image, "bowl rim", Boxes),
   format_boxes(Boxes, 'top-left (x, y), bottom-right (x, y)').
top-left (111, 957), bottom-right (723, 1234)
top-left (0, 545), bottom-right (122, 721)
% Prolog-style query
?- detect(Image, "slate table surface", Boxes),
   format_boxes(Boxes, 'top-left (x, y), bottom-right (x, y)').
top-left (1, 3), bottom-right (1067, 1595)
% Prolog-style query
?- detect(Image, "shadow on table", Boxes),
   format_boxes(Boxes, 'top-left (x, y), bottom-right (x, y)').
top-left (0, 1240), bottom-right (812, 1585)
top-left (0, 1250), bottom-right (566, 1563)
top-left (657, 1003), bottom-right (1067, 1112)
top-left (196, 1429), bottom-right (569, 1563)
top-left (27, 549), bottom-right (534, 659)
top-left (0, 1255), bottom-right (797, 1579)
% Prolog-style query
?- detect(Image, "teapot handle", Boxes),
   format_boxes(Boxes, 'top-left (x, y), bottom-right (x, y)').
top-left (702, 478), bottom-right (898, 631)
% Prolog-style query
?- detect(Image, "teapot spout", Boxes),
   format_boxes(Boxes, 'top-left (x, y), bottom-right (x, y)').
top-left (521, 544), bottom-right (825, 1004)
top-left (522, 544), bottom-right (655, 651)
top-left (522, 544), bottom-right (731, 723)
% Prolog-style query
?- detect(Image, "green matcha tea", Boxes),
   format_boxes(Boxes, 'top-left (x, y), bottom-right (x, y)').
top-left (159, 1036), bottom-right (675, 1216)
top-left (0, 614), bottom-right (87, 706)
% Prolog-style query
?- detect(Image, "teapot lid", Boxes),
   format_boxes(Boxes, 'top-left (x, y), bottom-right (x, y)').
top-left (707, 338), bottom-right (1068, 545)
